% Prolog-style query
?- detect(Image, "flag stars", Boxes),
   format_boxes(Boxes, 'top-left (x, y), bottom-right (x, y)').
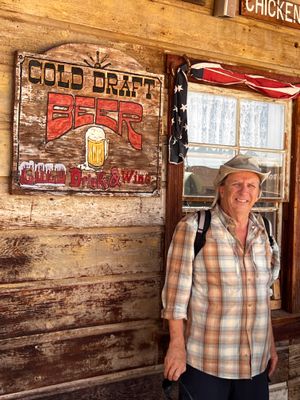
top-left (173, 105), bottom-right (178, 112)
top-left (174, 84), bottom-right (183, 93)
top-left (180, 104), bottom-right (187, 112)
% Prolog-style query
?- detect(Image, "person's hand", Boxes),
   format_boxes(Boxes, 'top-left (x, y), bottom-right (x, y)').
top-left (268, 345), bottom-right (278, 377)
top-left (164, 341), bottom-right (187, 381)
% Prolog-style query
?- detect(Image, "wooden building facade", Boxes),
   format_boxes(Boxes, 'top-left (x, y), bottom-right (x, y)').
top-left (0, 1), bottom-right (300, 399)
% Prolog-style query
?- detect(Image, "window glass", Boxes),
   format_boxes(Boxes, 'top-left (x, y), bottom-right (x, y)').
top-left (240, 100), bottom-right (285, 149)
top-left (184, 147), bottom-right (235, 197)
top-left (184, 85), bottom-right (290, 203)
top-left (240, 150), bottom-right (283, 198)
top-left (187, 91), bottom-right (237, 145)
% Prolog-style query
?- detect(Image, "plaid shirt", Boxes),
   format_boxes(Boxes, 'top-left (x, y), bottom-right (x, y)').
top-left (161, 205), bottom-right (280, 379)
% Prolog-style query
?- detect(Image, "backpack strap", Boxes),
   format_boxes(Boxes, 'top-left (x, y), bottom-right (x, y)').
top-left (194, 210), bottom-right (211, 258)
top-left (262, 216), bottom-right (275, 248)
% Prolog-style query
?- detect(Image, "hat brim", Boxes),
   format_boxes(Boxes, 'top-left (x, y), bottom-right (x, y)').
top-left (214, 165), bottom-right (270, 187)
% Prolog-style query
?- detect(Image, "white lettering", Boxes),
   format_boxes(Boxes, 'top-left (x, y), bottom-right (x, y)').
top-left (277, 0), bottom-right (285, 20)
top-left (285, 2), bottom-right (294, 22)
top-left (256, 0), bottom-right (265, 14)
top-left (294, 3), bottom-right (300, 23)
top-left (245, 0), bottom-right (300, 26)
top-left (268, 0), bottom-right (277, 16)
top-left (246, 0), bottom-right (255, 12)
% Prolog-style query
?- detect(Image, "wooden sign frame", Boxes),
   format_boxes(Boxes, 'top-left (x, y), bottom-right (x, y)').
top-left (12, 44), bottom-right (163, 196)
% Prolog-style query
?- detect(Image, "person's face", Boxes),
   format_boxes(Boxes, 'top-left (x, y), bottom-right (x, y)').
top-left (219, 171), bottom-right (261, 218)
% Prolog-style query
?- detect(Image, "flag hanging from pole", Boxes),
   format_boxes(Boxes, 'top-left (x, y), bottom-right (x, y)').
top-left (169, 61), bottom-right (300, 164)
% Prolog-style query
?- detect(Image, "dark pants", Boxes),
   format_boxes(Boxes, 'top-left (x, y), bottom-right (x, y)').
top-left (179, 364), bottom-right (269, 400)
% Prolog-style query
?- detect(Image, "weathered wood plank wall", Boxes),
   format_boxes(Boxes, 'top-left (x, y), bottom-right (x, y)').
top-left (0, 0), bottom-right (300, 399)
top-left (0, 1), bottom-right (167, 397)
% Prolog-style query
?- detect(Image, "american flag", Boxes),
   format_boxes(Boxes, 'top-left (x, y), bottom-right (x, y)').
top-left (169, 64), bottom-right (189, 164)
top-left (169, 62), bottom-right (300, 164)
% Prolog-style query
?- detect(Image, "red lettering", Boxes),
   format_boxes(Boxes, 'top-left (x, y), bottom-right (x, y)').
top-left (122, 170), bottom-right (151, 185)
top-left (96, 171), bottom-right (109, 190)
top-left (81, 175), bottom-right (88, 187)
top-left (121, 169), bottom-right (135, 183)
top-left (47, 93), bottom-right (73, 141)
top-left (19, 162), bottom-right (67, 186)
top-left (34, 168), bottom-right (46, 183)
top-left (144, 175), bottom-right (151, 184)
top-left (46, 94), bottom-right (143, 149)
top-left (74, 96), bottom-right (95, 128)
top-left (109, 167), bottom-right (121, 187)
top-left (137, 175), bottom-right (144, 184)
top-left (20, 168), bottom-right (34, 185)
top-left (90, 176), bottom-right (97, 189)
top-left (69, 167), bottom-right (82, 187)
top-left (95, 99), bottom-right (118, 133)
top-left (119, 102), bottom-right (143, 150)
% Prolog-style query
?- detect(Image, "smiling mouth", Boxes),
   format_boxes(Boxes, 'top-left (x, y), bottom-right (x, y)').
top-left (236, 198), bottom-right (248, 203)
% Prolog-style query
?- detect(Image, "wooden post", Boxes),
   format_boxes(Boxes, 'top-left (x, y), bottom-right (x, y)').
top-left (282, 97), bottom-right (300, 313)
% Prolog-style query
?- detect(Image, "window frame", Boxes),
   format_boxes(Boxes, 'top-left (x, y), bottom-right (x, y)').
top-left (165, 55), bottom-right (300, 330)
top-left (183, 83), bottom-right (292, 204)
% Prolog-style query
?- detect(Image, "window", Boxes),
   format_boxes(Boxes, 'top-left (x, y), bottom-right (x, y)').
top-left (183, 83), bottom-right (292, 244)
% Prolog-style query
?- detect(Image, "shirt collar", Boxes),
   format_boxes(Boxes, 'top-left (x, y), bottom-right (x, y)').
top-left (213, 204), bottom-right (265, 232)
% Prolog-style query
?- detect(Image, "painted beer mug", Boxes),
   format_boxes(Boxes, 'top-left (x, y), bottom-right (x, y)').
top-left (86, 127), bottom-right (109, 168)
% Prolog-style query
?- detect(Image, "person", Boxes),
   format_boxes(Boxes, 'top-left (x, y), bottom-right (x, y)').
top-left (161, 154), bottom-right (280, 400)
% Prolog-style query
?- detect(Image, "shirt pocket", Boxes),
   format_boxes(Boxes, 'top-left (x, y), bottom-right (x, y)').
top-left (252, 241), bottom-right (272, 287)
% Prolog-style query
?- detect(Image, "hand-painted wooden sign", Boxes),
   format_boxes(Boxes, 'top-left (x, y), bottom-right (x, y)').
top-left (12, 44), bottom-right (163, 195)
top-left (241, 0), bottom-right (300, 29)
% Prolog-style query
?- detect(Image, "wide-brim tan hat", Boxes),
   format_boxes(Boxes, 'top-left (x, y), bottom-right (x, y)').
top-left (211, 154), bottom-right (270, 206)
